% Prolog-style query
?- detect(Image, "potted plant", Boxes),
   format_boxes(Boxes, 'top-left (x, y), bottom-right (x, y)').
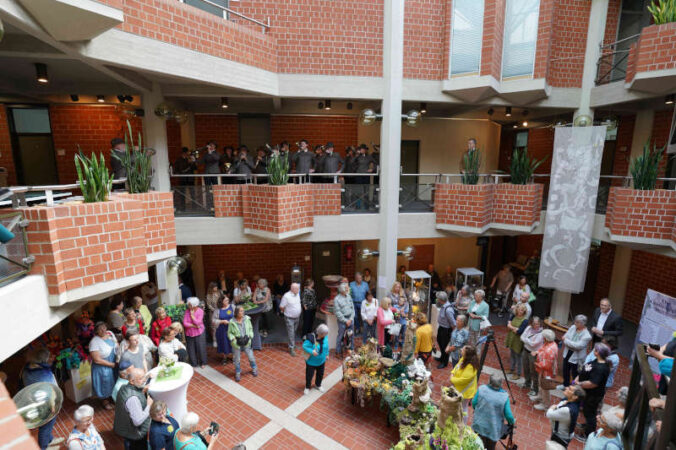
top-left (74, 152), bottom-right (113, 202)
top-left (648, 0), bottom-right (676, 25)
top-left (112, 120), bottom-right (154, 194)
top-left (461, 149), bottom-right (481, 185)
top-left (241, 152), bottom-right (315, 240)
top-left (606, 141), bottom-right (676, 245)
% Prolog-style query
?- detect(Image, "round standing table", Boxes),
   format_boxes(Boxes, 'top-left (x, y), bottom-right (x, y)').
top-left (148, 362), bottom-right (194, 423)
top-left (244, 304), bottom-right (266, 350)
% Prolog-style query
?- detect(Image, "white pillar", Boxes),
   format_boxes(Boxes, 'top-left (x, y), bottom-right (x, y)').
top-left (607, 245), bottom-right (632, 315)
top-left (157, 260), bottom-right (180, 306)
top-left (142, 82), bottom-right (171, 192)
top-left (550, 291), bottom-right (571, 324)
top-left (574, 0), bottom-right (609, 121)
top-left (629, 110), bottom-right (655, 162)
top-left (376, 0), bottom-right (404, 299)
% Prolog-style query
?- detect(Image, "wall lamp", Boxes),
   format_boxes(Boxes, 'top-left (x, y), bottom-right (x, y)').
top-left (221, 97), bottom-right (229, 109)
top-left (357, 246), bottom-right (416, 261)
top-left (359, 108), bottom-right (422, 127)
top-left (324, 99), bottom-right (331, 110)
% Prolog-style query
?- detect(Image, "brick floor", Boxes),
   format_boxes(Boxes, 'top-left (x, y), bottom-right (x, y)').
top-left (33, 325), bottom-right (630, 449)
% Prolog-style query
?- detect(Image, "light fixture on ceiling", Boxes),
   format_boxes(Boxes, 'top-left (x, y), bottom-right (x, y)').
top-left (35, 63), bottom-right (48, 84)
top-left (96, 95), bottom-right (105, 103)
top-left (117, 95), bottom-right (134, 104)
top-left (359, 108), bottom-right (421, 127)
top-left (318, 101), bottom-right (324, 110)
top-left (125, 95), bottom-right (133, 103)
top-left (573, 114), bottom-right (593, 127)
top-left (117, 95), bottom-right (126, 103)
top-left (522, 109), bottom-right (529, 117)
top-left (420, 102), bottom-right (427, 114)
top-left (512, 124), bottom-right (518, 129)
top-left (666, 94), bottom-right (675, 105)
top-left (505, 106), bottom-right (512, 117)
top-left (347, 102), bottom-right (353, 110)
top-left (220, 97), bottom-right (228, 109)
top-left (358, 246), bottom-right (416, 261)
top-left (404, 109), bottom-right (422, 127)
top-left (324, 99), bottom-right (331, 110)
top-left (70, 94), bottom-right (79, 102)
top-left (522, 121), bottom-right (529, 127)
top-left (487, 108), bottom-right (494, 116)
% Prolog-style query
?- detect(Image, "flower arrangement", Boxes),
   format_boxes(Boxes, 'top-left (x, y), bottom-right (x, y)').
top-left (158, 355), bottom-right (178, 377)
top-left (165, 303), bottom-right (187, 323)
top-left (55, 340), bottom-right (89, 370)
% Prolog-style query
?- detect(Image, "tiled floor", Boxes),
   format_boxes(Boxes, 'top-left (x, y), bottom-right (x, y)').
top-left (37, 325), bottom-right (630, 449)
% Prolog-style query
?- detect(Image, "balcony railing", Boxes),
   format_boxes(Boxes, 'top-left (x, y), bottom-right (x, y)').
top-left (178, 0), bottom-right (270, 32)
top-left (595, 33), bottom-right (640, 85)
top-left (0, 212), bottom-right (32, 287)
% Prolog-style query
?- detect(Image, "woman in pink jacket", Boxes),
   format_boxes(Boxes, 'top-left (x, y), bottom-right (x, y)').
top-left (376, 297), bottom-right (395, 346)
top-left (183, 297), bottom-right (207, 368)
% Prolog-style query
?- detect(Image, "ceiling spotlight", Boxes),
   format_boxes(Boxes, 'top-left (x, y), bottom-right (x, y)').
top-left (117, 95), bottom-right (126, 103)
top-left (347, 102), bottom-right (353, 110)
top-left (404, 109), bottom-right (422, 127)
top-left (513, 124), bottom-right (518, 129)
top-left (97, 95), bottom-right (105, 103)
top-left (666, 94), bottom-right (675, 105)
top-left (125, 95), bottom-right (133, 103)
top-left (522, 121), bottom-right (528, 127)
top-left (522, 109), bottom-right (529, 117)
top-left (318, 101), bottom-right (324, 110)
top-left (555, 119), bottom-right (565, 127)
top-left (420, 102), bottom-right (427, 114)
top-left (35, 63), bottom-right (48, 83)
top-left (324, 99), bottom-right (331, 110)
top-left (505, 106), bottom-right (512, 117)
top-left (70, 94), bottom-right (79, 102)
top-left (221, 97), bottom-right (228, 109)
top-left (574, 114), bottom-right (593, 127)
top-left (487, 108), bottom-right (494, 116)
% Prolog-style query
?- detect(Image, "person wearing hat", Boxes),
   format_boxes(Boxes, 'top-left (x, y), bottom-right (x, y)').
top-left (110, 137), bottom-right (128, 180)
top-left (291, 139), bottom-right (315, 182)
top-left (197, 141), bottom-right (221, 185)
top-left (231, 145), bottom-right (255, 183)
top-left (354, 144), bottom-right (375, 210)
top-left (112, 359), bottom-right (133, 403)
top-left (322, 142), bottom-right (343, 182)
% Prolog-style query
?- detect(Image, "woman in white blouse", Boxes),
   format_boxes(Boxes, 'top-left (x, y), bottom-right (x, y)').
top-left (512, 275), bottom-right (532, 304)
top-left (158, 327), bottom-right (188, 362)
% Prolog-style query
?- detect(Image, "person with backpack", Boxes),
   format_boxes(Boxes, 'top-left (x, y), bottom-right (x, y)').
top-left (302, 324), bottom-right (330, 395)
top-left (546, 385), bottom-right (586, 448)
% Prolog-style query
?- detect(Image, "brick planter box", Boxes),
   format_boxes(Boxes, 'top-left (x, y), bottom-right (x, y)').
top-left (492, 183), bottom-right (544, 231)
top-left (605, 187), bottom-right (676, 247)
top-left (241, 184), bottom-right (315, 240)
top-left (434, 184), bottom-right (494, 233)
top-left (120, 192), bottom-right (177, 264)
top-left (16, 198), bottom-right (149, 306)
top-left (213, 185), bottom-right (243, 217)
top-left (627, 22), bottom-right (676, 88)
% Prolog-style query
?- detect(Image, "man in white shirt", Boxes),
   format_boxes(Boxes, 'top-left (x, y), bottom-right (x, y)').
top-left (361, 292), bottom-right (378, 342)
top-left (280, 283), bottom-right (302, 356)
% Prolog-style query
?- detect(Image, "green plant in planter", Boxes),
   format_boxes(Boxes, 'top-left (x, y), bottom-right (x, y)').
top-left (510, 148), bottom-right (548, 185)
top-left (630, 141), bottom-right (666, 190)
top-left (268, 153), bottom-right (289, 185)
top-left (74, 151), bottom-right (114, 203)
top-left (112, 120), bottom-right (154, 193)
top-left (461, 149), bottom-right (481, 185)
top-left (648, 0), bottom-right (676, 25)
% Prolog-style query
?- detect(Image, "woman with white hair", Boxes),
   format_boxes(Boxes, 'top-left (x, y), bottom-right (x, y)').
top-left (66, 405), bottom-right (104, 449)
top-left (333, 282), bottom-right (354, 356)
top-left (302, 324), bottom-right (330, 395)
top-left (583, 410), bottom-right (623, 449)
top-left (173, 412), bottom-right (219, 450)
top-left (561, 315), bottom-right (592, 389)
top-left (532, 329), bottom-right (559, 411)
top-left (467, 289), bottom-right (489, 347)
top-left (608, 386), bottom-right (629, 420)
top-left (183, 297), bottom-right (207, 368)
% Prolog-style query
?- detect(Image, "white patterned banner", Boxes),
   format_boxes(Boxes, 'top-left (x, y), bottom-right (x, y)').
top-left (539, 126), bottom-right (606, 293)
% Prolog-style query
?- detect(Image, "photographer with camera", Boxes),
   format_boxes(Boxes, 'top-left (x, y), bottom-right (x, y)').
top-left (227, 306), bottom-right (258, 382)
top-left (173, 412), bottom-right (219, 450)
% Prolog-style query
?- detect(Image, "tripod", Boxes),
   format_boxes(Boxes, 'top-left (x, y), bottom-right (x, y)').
top-left (475, 328), bottom-right (516, 404)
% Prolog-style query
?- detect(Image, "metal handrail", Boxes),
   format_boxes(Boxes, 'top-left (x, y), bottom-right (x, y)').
top-left (596, 33), bottom-right (640, 85)
top-left (7, 179), bottom-right (127, 207)
top-left (183, 0), bottom-right (270, 32)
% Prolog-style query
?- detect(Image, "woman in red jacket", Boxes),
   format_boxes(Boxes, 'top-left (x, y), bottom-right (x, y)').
top-left (150, 307), bottom-right (172, 346)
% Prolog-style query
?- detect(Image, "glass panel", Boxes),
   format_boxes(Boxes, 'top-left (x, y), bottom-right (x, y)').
top-left (11, 108), bottom-right (51, 133)
top-left (450, 0), bottom-right (485, 76)
top-left (173, 185), bottom-right (214, 217)
top-left (184, 0), bottom-right (228, 18)
top-left (502, 0), bottom-right (540, 78)
top-left (515, 131), bottom-right (528, 148)
top-left (341, 184), bottom-right (378, 214)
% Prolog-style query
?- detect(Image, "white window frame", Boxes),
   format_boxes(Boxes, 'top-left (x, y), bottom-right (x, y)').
top-left (449, 0), bottom-right (485, 78)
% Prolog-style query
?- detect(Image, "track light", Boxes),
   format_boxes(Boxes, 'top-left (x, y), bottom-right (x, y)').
top-left (324, 99), bottom-right (331, 110)
top-left (522, 121), bottom-right (528, 127)
top-left (420, 102), bottom-right (427, 114)
top-left (513, 124), bottom-right (518, 129)
top-left (347, 102), bottom-right (353, 110)
top-left (666, 94), bottom-right (675, 105)
top-left (125, 95), bottom-right (133, 103)
top-left (360, 108), bottom-right (380, 126)
top-left (97, 95), bottom-right (105, 103)
top-left (70, 94), bottom-right (79, 102)
top-left (505, 106), bottom-right (512, 117)
top-left (117, 95), bottom-right (126, 103)
top-left (487, 108), bottom-right (494, 116)
top-left (404, 109), bottom-right (422, 127)
top-left (318, 101), bottom-right (324, 110)
top-left (221, 97), bottom-right (228, 109)
top-left (35, 63), bottom-right (48, 83)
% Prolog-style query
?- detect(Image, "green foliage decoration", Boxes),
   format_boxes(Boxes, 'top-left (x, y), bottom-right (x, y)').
top-left (461, 149), bottom-right (481, 185)
top-left (74, 151), bottom-right (114, 203)
top-left (630, 141), bottom-right (666, 190)
top-left (112, 120), bottom-right (154, 193)
top-left (648, 0), bottom-right (676, 24)
top-left (268, 153), bottom-right (289, 185)
top-left (509, 148), bottom-right (548, 185)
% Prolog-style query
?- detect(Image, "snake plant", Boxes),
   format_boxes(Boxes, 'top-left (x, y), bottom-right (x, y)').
top-left (112, 120), bottom-right (154, 193)
top-left (74, 151), bottom-right (114, 202)
top-left (461, 149), bottom-right (481, 185)
top-left (630, 141), bottom-right (666, 190)
top-left (268, 153), bottom-right (289, 185)
top-left (509, 148), bottom-right (548, 185)
top-left (648, 0), bottom-right (676, 24)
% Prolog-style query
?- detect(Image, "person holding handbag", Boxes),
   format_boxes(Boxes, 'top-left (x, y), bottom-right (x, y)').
top-left (227, 306), bottom-right (258, 382)
top-left (302, 324), bottom-right (330, 395)
top-left (532, 329), bottom-right (559, 411)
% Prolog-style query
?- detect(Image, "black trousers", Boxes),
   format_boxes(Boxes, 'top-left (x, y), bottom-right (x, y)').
top-left (437, 326), bottom-right (452, 365)
top-left (302, 308), bottom-right (316, 337)
top-left (479, 435), bottom-right (496, 450)
top-left (124, 438), bottom-right (147, 450)
top-left (583, 396), bottom-right (603, 436)
top-left (305, 362), bottom-right (325, 389)
top-left (563, 354), bottom-right (578, 386)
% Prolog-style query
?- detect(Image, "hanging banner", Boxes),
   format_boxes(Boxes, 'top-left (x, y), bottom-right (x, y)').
top-left (538, 126), bottom-right (606, 293)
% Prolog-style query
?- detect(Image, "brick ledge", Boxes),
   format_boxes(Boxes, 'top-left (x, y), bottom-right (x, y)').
top-left (605, 228), bottom-right (674, 249)
top-left (243, 227), bottom-right (314, 242)
top-left (147, 248), bottom-right (177, 266)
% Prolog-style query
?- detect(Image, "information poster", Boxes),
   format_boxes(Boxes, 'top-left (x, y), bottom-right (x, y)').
top-left (634, 289), bottom-right (676, 373)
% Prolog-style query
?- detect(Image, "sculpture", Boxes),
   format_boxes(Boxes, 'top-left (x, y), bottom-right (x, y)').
top-left (437, 386), bottom-right (464, 429)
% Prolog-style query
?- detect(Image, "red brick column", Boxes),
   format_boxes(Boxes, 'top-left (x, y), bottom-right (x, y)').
top-left (241, 184), bottom-right (315, 240)
top-left (0, 381), bottom-right (39, 449)
top-left (119, 192), bottom-right (177, 263)
top-left (480, 0), bottom-right (506, 80)
top-left (213, 185), bottom-right (243, 217)
top-left (492, 184), bottom-right (544, 230)
top-left (533, 0), bottom-right (556, 80)
top-left (435, 184), bottom-right (494, 233)
top-left (605, 187), bottom-right (676, 246)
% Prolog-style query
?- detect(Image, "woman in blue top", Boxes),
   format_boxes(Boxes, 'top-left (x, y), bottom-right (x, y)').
top-left (173, 412), bottom-right (218, 450)
top-left (468, 289), bottom-right (490, 347)
top-left (211, 295), bottom-right (234, 364)
top-left (302, 324), bottom-right (330, 395)
top-left (583, 410), bottom-right (623, 450)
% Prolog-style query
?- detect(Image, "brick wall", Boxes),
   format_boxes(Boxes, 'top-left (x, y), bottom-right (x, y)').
top-left (404, 0), bottom-right (447, 79)
top-left (605, 187), bottom-right (676, 242)
top-left (270, 116), bottom-right (359, 156)
top-left (241, 184), bottom-right (314, 236)
top-left (533, 0), bottom-right (556, 80)
top-left (312, 184), bottom-right (342, 215)
top-left (604, 0), bottom-right (621, 46)
top-left (213, 185), bottom-right (243, 217)
top-left (593, 242), bottom-right (616, 305)
top-left (634, 23), bottom-right (676, 75)
top-left (230, 0), bottom-right (384, 77)
top-left (0, 105), bottom-right (17, 186)
top-left (194, 115), bottom-right (239, 150)
top-left (122, 192), bottom-right (176, 258)
top-left (341, 241), bottom-right (357, 278)
top-left (547, 0), bottom-right (590, 87)
top-left (49, 105), bottom-right (143, 184)
top-left (166, 119), bottom-right (182, 167)
top-left (0, 380), bottom-right (39, 449)
top-left (626, 42), bottom-right (637, 82)
top-left (202, 243), bottom-right (312, 286)
top-left (651, 109), bottom-right (673, 178)
top-left (435, 184), bottom-right (494, 230)
top-left (526, 128), bottom-right (555, 174)
top-left (623, 250), bottom-right (676, 323)
top-left (481, 0), bottom-right (506, 79)
top-left (17, 198), bottom-right (147, 298)
top-left (492, 183), bottom-right (544, 227)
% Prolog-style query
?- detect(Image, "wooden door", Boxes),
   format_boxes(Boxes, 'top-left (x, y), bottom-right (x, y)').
top-left (408, 244), bottom-right (434, 271)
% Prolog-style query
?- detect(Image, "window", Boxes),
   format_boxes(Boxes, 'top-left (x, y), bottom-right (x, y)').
top-left (450, 0), bottom-right (485, 76)
top-left (502, 0), bottom-right (540, 79)
top-left (183, 0), bottom-right (229, 19)
top-left (514, 131), bottom-right (528, 149)
top-left (11, 108), bottom-right (51, 134)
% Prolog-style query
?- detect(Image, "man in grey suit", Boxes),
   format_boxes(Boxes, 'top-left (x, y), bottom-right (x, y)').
top-left (322, 142), bottom-right (343, 183)
top-left (291, 139), bottom-right (315, 183)
top-left (198, 141), bottom-right (221, 185)
top-left (354, 144), bottom-right (375, 209)
top-left (231, 145), bottom-right (255, 183)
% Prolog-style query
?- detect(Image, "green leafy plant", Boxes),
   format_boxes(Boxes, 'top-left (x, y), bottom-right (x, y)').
top-left (648, 0), bottom-right (676, 24)
top-left (509, 148), bottom-right (548, 185)
top-left (268, 153), bottom-right (289, 185)
top-left (630, 141), bottom-right (665, 190)
top-left (112, 120), bottom-right (154, 193)
top-left (461, 149), bottom-right (481, 185)
top-left (74, 151), bottom-right (114, 203)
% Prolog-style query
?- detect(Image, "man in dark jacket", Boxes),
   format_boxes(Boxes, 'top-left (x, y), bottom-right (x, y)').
top-left (354, 144), bottom-right (375, 209)
top-left (110, 137), bottom-right (128, 180)
top-left (173, 147), bottom-right (197, 212)
top-left (292, 140), bottom-right (315, 182)
top-left (198, 141), bottom-right (221, 185)
top-left (590, 298), bottom-right (623, 344)
top-left (231, 146), bottom-right (255, 183)
top-left (114, 368), bottom-right (153, 450)
top-left (322, 142), bottom-right (343, 183)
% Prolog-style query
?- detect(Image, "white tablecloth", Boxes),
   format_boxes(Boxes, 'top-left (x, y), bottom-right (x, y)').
top-left (148, 362), bottom-right (194, 423)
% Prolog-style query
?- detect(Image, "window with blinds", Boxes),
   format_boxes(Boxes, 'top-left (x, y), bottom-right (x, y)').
top-left (502, 0), bottom-right (540, 79)
top-left (450, 0), bottom-right (485, 76)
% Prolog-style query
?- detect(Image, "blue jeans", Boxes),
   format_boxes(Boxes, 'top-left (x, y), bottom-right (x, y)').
top-left (352, 302), bottom-right (362, 331)
top-left (362, 321), bottom-right (376, 342)
top-left (233, 346), bottom-right (257, 375)
top-left (336, 321), bottom-right (354, 354)
top-left (38, 417), bottom-right (56, 449)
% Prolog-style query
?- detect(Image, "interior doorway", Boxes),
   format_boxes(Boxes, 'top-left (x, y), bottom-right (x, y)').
top-left (7, 106), bottom-right (58, 185)
top-left (239, 114), bottom-right (271, 151)
top-left (312, 242), bottom-right (341, 303)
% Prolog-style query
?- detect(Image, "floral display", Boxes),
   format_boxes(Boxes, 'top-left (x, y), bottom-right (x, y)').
top-left (55, 339), bottom-right (90, 370)
top-left (158, 354), bottom-right (178, 377)
top-left (165, 303), bottom-right (187, 322)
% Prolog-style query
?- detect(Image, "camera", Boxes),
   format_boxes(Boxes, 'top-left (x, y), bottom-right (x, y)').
top-left (208, 421), bottom-right (219, 435)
